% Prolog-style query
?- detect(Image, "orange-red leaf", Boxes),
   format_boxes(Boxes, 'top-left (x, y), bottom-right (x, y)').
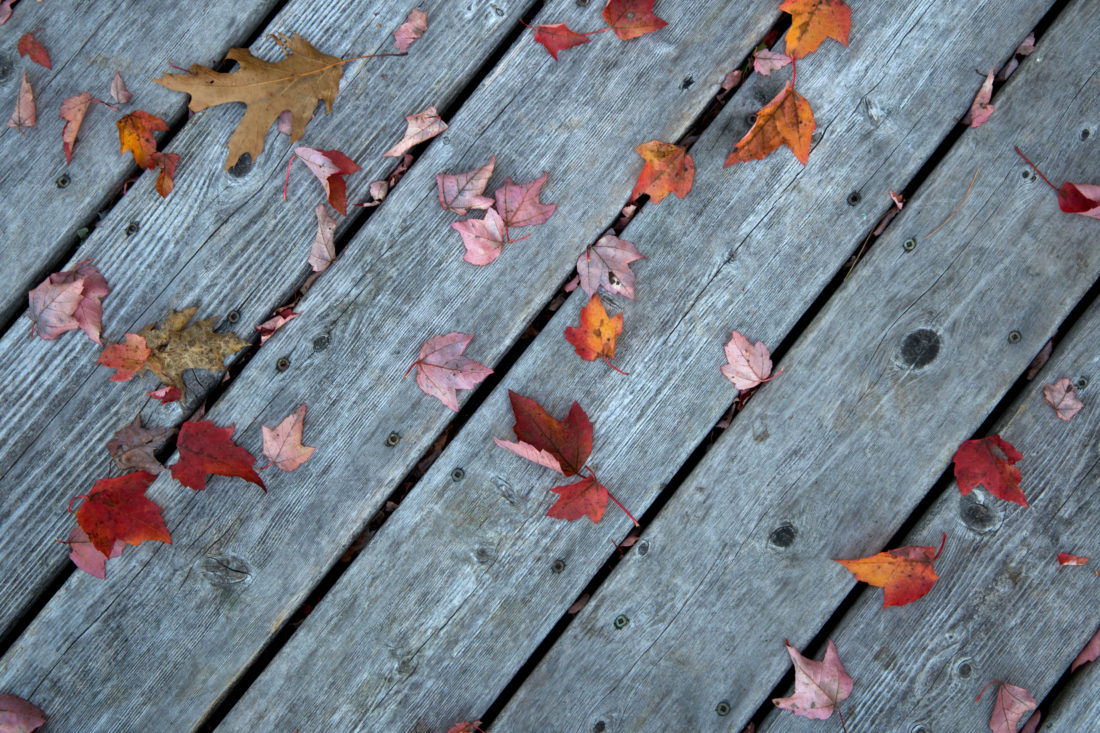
top-left (17, 28), bottom-right (50, 69)
top-left (565, 294), bottom-right (623, 366)
top-left (724, 82), bottom-right (815, 166)
top-left (631, 140), bottom-right (693, 203)
top-left (97, 334), bottom-right (151, 381)
top-left (547, 474), bottom-right (608, 523)
top-left (1057, 552), bottom-right (1089, 567)
top-left (118, 110), bottom-right (168, 169)
top-left (59, 92), bottom-right (92, 164)
top-left (779, 0), bottom-right (851, 59)
top-left (834, 534), bottom-right (945, 607)
top-left (262, 403), bottom-right (315, 471)
top-left (71, 471), bottom-right (170, 557)
top-left (953, 435), bottom-right (1026, 507)
top-left (495, 390), bottom-right (592, 476)
top-left (533, 23), bottom-right (592, 60)
top-left (602, 0), bottom-right (667, 41)
top-left (170, 420), bottom-right (265, 492)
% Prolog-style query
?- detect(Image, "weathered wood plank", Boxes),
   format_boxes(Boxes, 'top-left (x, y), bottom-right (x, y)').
top-left (0, 2), bottom-right (789, 730)
top-left (0, 0), bottom-right (543, 643)
top-left (757, 293), bottom-right (1100, 731)
top-left (490, 2), bottom-right (1100, 729)
top-left (0, 0), bottom-right (281, 326)
top-left (209, 1), bottom-right (1081, 731)
top-left (1041, 646), bottom-right (1100, 730)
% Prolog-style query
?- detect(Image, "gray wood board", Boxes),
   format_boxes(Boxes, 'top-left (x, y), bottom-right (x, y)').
top-left (0, 0), bottom-right (544, 641)
top-left (213, 1), bottom-right (1076, 731)
top-left (1040, 642), bottom-right (1100, 730)
top-left (0, 0), bottom-right (282, 326)
top-left (0, 2), bottom-right (791, 730)
top-left (756, 293), bottom-right (1100, 730)
top-left (492, 3), bottom-right (1100, 731)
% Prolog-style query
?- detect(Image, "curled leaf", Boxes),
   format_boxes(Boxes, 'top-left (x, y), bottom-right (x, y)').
top-left (7, 71), bottom-right (35, 131)
top-left (383, 104), bottom-right (447, 157)
top-left (394, 8), bottom-right (427, 52)
top-left (308, 204), bottom-right (338, 272)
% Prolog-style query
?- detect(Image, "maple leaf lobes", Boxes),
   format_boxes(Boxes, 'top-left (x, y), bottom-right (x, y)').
top-left (631, 140), bottom-right (694, 204)
top-left (725, 82), bottom-right (815, 166)
top-left (576, 234), bottom-right (644, 300)
top-left (493, 172), bottom-right (557, 228)
top-left (453, 208), bottom-right (510, 266)
top-left (117, 110), bottom-right (168, 169)
top-left (437, 155), bottom-right (495, 216)
top-left (721, 331), bottom-right (776, 391)
top-left (72, 471), bottom-right (171, 557)
top-left (547, 474), bottom-right (609, 523)
top-left (772, 640), bottom-right (852, 720)
top-left (834, 534), bottom-right (944, 607)
top-left (602, 0), bottom-right (668, 41)
top-left (262, 404), bottom-right (316, 471)
top-left (28, 276), bottom-right (83, 340)
top-left (952, 435), bottom-right (1026, 506)
top-left (501, 391), bottom-right (592, 476)
top-left (170, 420), bottom-right (265, 492)
top-left (779, 0), bottom-right (852, 59)
top-left (533, 23), bottom-right (592, 60)
top-left (1043, 378), bottom-right (1084, 421)
top-left (977, 682), bottom-right (1037, 733)
top-left (408, 333), bottom-right (493, 412)
top-left (565, 294), bottom-right (624, 367)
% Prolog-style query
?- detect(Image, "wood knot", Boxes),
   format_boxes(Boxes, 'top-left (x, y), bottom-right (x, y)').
top-left (899, 329), bottom-right (941, 369)
top-left (201, 554), bottom-right (252, 587)
top-left (768, 523), bottom-right (797, 548)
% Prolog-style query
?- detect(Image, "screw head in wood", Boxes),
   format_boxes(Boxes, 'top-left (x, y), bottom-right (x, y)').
top-left (846, 191), bottom-right (862, 206)
top-left (903, 238), bottom-right (917, 251)
top-left (125, 221), bottom-right (140, 236)
top-left (613, 614), bottom-right (629, 629)
top-left (592, 723), bottom-right (605, 733)
top-left (1008, 330), bottom-right (1022, 344)
top-left (551, 559), bottom-right (566, 573)
top-left (637, 540), bottom-right (649, 556)
top-left (275, 357), bottom-right (290, 371)
top-left (226, 310), bottom-right (240, 323)
top-left (956, 660), bottom-right (972, 678)
top-left (715, 700), bottom-right (731, 716)
top-left (56, 174), bottom-right (70, 189)
top-left (1083, 129), bottom-right (1091, 140)
top-left (1077, 377), bottom-right (1089, 390)
top-left (385, 431), bottom-right (401, 447)
top-left (450, 467), bottom-right (465, 482)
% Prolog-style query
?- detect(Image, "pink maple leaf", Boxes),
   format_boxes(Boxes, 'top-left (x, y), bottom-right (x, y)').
top-left (383, 105), bottom-right (447, 158)
top-left (721, 330), bottom-right (780, 391)
top-left (1043, 378), bottom-right (1084, 421)
top-left (394, 8), bottom-right (427, 52)
top-left (575, 233), bottom-right (644, 300)
top-left (290, 147), bottom-right (360, 215)
top-left (962, 69), bottom-right (995, 128)
top-left (976, 681), bottom-right (1037, 733)
top-left (437, 155), bottom-right (495, 215)
top-left (772, 639), bottom-right (852, 721)
top-left (261, 403), bottom-right (315, 471)
top-left (406, 332), bottom-right (493, 411)
top-left (493, 172), bottom-right (556, 228)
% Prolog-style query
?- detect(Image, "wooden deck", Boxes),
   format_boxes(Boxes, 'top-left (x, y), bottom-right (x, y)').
top-left (0, 0), bottom-right (1096, 731)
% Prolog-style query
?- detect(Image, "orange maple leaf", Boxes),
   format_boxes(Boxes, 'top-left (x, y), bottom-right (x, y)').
top-left (117, 110), bottom-right (179, 197)
top-left (564, 294), bottom-right (627, 374)
top-left (834, 533), bottom-right (946, 607)
top-left (780, 0), bottom-right (852, 59)
top-left (724, 82), bottom-right (815, 166)
top-left (631, 140), bottom-right (694, 203)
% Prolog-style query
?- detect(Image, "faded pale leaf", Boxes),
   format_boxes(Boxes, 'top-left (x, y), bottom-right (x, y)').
top-left (576, 233), bottom-right (644, 299)
top-left (293, 146), bottom-right (360, 215)
top-left (309, 204), bottom-right (337, 272)
top-left (978, 682), bottom-right (1036, 733)
top-left (60, 92), bottom-right (92, 164)
top-left (437, 155), bottom-right (495, 215)
top-left (255, 307), bottom-right (298, 344)
top-left (107, 414), bottom-right (173, 474)
top-left (0, 692), bottom-right (47, 732)
top-left (1043, 377), bottom-right (1083, 421)
top-left (452, 207), bottom-right (508, 266)
top-left (409, 332), bottom-right (492, 411)
top-left (7, 71), bottom-right (35, 131)
top-left (1072, 626), bottom-right (1100, 671)
top-left (28, 276), bottom-right (83, 340)
top-left (753, 50), bottom-right (792, 76)
top-left (383, 104), bottom-right (447, 157)
top-left (721, 330), bottom-right (775, 390)
top-left (772, 640), bottom-right (852, 720)
top-left (110, 72), bottom-right (133, 104)
top-left (394, 8), bottom-right (427, 52)
top-left (493, 172), bottom-right (556, 228)
top-left (492, 438), bottom-right (564, 474)
top-left (262, 403), bottom-right (315, 471)
top-left (66, 526), bottom-right (124, 579)
top-left (963, 69), bottom-right (995, 128)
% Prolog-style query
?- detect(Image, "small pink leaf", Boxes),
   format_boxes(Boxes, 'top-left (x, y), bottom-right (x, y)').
top-left (255, 307), bottom-right (298, 344)
top-left (60, 92), bottom-right (93, 164)
top-left (452, 207), bottom-right (509, 266)
top-left (576, 233), bottom-right (644, 299)
top-left (110, 72), bottom-right (133, 104)
top-left (7, 71), bottom-right (35, 132)
top-left (409, 333), bottom-right (492, 411)
top-left (308, 204), bottom-right (337, 272)
top-left (394, 8), bottom-right (428, 52)
top-left (493, 172), bottom-right (556, 228)
top-left (492, 438), bottom-right (564, 474)
top-left (773, 639), bottom-right (852, 720)
top-left (65, 526), bottom-right (124, 579)
top-left (437, 155), bottom-right (495, 215)
top-left (28, 276), bottom-right (83, 340)
top-left (0, 692), bottom-right (47, 732)
top-left (753, 50), bottom-right (792, 76)
top-left (1043, 377), bottom-right (1083, 421)
top-left (977, 681), bottom-right (1036, 733)
top-left (383, 105), bottom-right (447, 157)
top-left (721, 330), bottom-right (777, 391)
top-left (262, 403), bottom-right (315, 471)
top-left (963, 69), bottom-right (995, 128)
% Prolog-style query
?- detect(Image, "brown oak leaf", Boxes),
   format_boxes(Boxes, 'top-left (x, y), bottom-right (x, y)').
top-left (135, 306), bottom-right (249, 399)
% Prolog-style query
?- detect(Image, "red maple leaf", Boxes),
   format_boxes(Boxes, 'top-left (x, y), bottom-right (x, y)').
top-left (548, 473), bottom-right (609, 523)
top-left (631, 140), bottom-right (694, 204)
top-left (834, 533), bottom-right (946, 607)
top-left (1016, 147), bottom-right (1100, 219)
top-left (261, 404), bottom-right (315, 471)
top-left (170, 420), bottom-right (265, 492)
top-left (289, 146), bottom-right (361, 215)
top-left (406, 332), bottom-right (493, 411)
top-left (953, 435), bottom-right (1026, 507)
top-left (69, 471), bottom-right (171, 557)
top-left (17, 28), bottom-right (50, 69)
top-left (437, 155), bottom-right (495, 215)
top-left (564, 294), bottom-right (628, 374)
top-left (493, 172), bottom-right (557, 228)
top-left (146, 385), bottom-right (182, 404)
top-left (1057, 552), bottom-right (1089, 567)
top-left (772, 640), bottom-right (852, 722)
top-left (602, 0), bottom-right (668, 41)
top-left (97, 333), bottom-right (152, 381)
top-left (779, 0), bottom-right (852, 59)
top-left (976, 681), bottom-right (1037, 733)
top-left (533, 23), bottom-right (597, 59)
top-left (575, 233), bottom-right (644, 300)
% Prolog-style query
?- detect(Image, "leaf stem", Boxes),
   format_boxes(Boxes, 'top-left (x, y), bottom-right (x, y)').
top-left (602, 357), bottom-right (630, 376)
top-left (505, 231), bottom-right (532, 245)
top-left (790, 58), bottom-right (797, 87)
top-left (836, 704), bottom-right (849, 733)
top-left (1014, 146), bottom-right (1059, 191)
top-left (403, 360), bottom-right (420, 378)
top-left (67, 495), bottom-right (88, 513)
top-left (923, 167), bottom-right (979, 240)
top-left (932, 532), bottom-right (947, 560)
top-left (283, 155), bottom-right (295, 201)
top-left (586, 466), bottom-right (639, 526)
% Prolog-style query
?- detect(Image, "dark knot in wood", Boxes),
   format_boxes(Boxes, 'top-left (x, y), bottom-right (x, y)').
top-left (899, 329), bottom-right (941, 369)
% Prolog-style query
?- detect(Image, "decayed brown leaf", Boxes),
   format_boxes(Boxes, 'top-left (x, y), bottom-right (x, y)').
top-left (135, 306), bottom-right (249, 398)
top-left (155, 34), bottom-right (345, 169)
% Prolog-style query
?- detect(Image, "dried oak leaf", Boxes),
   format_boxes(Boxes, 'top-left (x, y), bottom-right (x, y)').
top-left (437, 155), bottom-right (495, 215)
top-left (155, 34), bottom-right (345, 169)
top-left (564, 294), bottom-right (626, 373)
top-left (494, 390), bottom-right (592, 476)
top-left (262, 403), bottom-right (315, 471)
top-left (1043, 377), bottom-right (1083, 421)
top-left (7, 71), bottom-right (35, 131)
top-left (394, 8), bottom-right (427, 52)
top-left (953, 434), bottom-right (1026, 507)
top-left (963, 69), bottom-right (995, 128)
top-left (70, 471), bottom-right (170, 557)
top-left (17, 28), bottom-right (50, 69)
top-left (97, 333), bottom-right (151, 382)
top-left (0, 692), bottom-right (47, 732)
top-left (533, 23), bottom-right (593, 60)
top-left (725, 82), bottom-right (815, 166)
top-left (772, 639), bottom-right (852, 720)
top-left (602, 0), bottom-right (667, 41)
top-left (107, 414), bottom-right (174, 474)
top-left (631, 140), bottom-right (694, 204)
top-left (64, 526), bottom-right (124, 579)
top-left (977, 681), bottom-right (1036, 733)
top-left (291, 146), bottom-right (360, 215)
top-left (406, 332), bottom-right (493, 412)
top-left (780, 0), bottom-right (852, 59)
top-left (834, 533), bottom-right (945, 607)
top-left (170, 419), bottom-right (265, 491)
top-left (136, 306), bottom-right (249, 399)
top-left (575, 233), bottom-right (644, 300)
top-left (383, 104), bottom-right (447, 157)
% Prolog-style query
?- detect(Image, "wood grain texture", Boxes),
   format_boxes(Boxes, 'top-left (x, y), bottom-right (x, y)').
top-left (0, 0), bottom-right (282, 326)
top-left (0, 1), bottom-right (785, 730)
top-left (1040, 644), bottom-right (1100, 730)
top-left (0, 0), bottom-right (541, 645)
top-left (216, 1), bottom-right (1083, 731)
top-left (757, 293), bottom-right (1100, 730)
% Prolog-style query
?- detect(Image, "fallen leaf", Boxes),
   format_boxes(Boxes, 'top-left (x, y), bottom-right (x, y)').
top-left (575, 233), bottom-right (644, 299)
top-left (406, 332), bottom-right (493, 412)
top-left (27, 276), bottom-right (83, 340)
top-left (962, 69), bottom-right (995, 128)
top-left (64, 526), bottom-right (124, 579)
top-left (976, 681), bottom-right (1036, 733)
top-left (117, 110), bottom-right (178, 197)
top-left (494, 390), bottom-right (591, 476)
top-left (631, 140), bottom-right (693, 203)
top-left (291, 147), bottom-right (360, 215)
top-left (548, 474), bottom-right (609, 523)
top-left (156, 34), bottom-right (346, 169)
top-left (533, 23), bottom-right (593, 59)
top-left (262, 403), bottom-right (315, 471)
top-left (953, 435), bottom-right (1026, 507)
top-left (70, 471), bottom-right (170, 556)
top-left (1043, 378), bottom-right (1083, 421)
top-left (7, 71), bottom-right (35, 131)
top-left (1021, 710), bottom-right (1041, 733)
top-left (437, 155), bottom-right (495, 215)
top-left (383, 104), bottom-right (447, 157)
top-left (59, 92), bottom-right (92, 164)
top-left (564, 294), bottom-right (626, 373)
top-left (135, 306), bottom-right (249, 398)
top-left (1016, 147), bottom-right (1100, 219)
top-left (724, 82), bottom-right (815, 166)
top-left (146, 385), bottom-right (182, 404)
top-left (772, 640), bottom-right (852, 720)
top-left (151, 151), bottom-right (179, 197)
top-left (1025, 340), bottom-right (1053, 380)
top-left (493, 172), bottom-right (556, 228)
top-left (602, 0), bottom-right (667, 41)
top-left (43, 261), bottom-right (109, 343)
top-left (1072, 626), bottom-right (1100, 671)
top-left (0, 693), bottom-right (47, 732)
top-left (753, 49), bottom-right (792, 76)
top-left (308, 204), bottom-right (338, 272)
top-left (255, 306), bottom-right (298, 344)
top-left (97, 334), bottom-right (152, 382)
top-left (110, 72), bottom-right (132, 104)
top-left (394, 8), bottom-right (427, 52)
top-left (452, 207), bottom-right (514, 266)
top-left (17, 28), bottom-right (50, 69)
top-left (446, 722), bottom-right (483, 733)
top-left (1057, 552), bottom-right (1089, 566)
top-left (779, 0), bottom-right (852, 59)
top-left (0, 0), bottom-right (13, 25)
top-left (567, 593), bottom-right (591, 614)
top-left (721, 330), bottom-right (778, 391)
top-left (170, 419), bottom-right (265, 491)
top-left (107, 414), bottom-right (173, 474)
top-left (834, 533), bottom-right (945, 607)
top-left (719, 69), bottom-right (743, 98)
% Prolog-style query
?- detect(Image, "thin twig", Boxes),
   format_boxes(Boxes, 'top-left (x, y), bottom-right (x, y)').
top-left (923, 168), bottom-right (980, 240)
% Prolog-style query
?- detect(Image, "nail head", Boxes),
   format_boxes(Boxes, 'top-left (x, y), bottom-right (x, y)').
top-left (226, 310), bottom-right (240, 323)
top-left (125, 221), bottom-right (140, 236)
top-left (56, 174), bottom-right (70, 189)
top-left (903, 238), bottom-right (917, 251)
top-left (551, 559), bottom-right (566, 573)
top-left (1076, 377), bottom-right (1089, 390)
top-left (613, 614), bottom-right (629, 629)
top-left (385, 431), bottom-right (401, 447)
top-left (1008, 330), bottom-right (1022, 344)
top-left (846, 191), bottom-right (862, 206)
top-left (450, 467), bottom-right (465, 482)
top-left (715, 701), bottom-right (731, 716)
top-left (275, 357), bottom-right (290, 371)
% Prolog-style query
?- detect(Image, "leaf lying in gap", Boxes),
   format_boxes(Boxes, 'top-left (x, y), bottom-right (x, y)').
top-left (71, 471), bottom-right (170, 557)
top-left (962, 69), bottom-right (995, 128)
top-left (1043, 377), bottom-right (1083, 421)
top-left (107, 414), bottom-right (174, 474)
top-left (394, 8), bottom-right (427, 52)
top-left (170, 420), bottom-right (265, 492)
top-left (631, 140), bottom-right (693, 204)
top-left (309, 204), bottom-right (338, 272)
top-left (753, 50), bottom-right (792, 76)
top-left (437, 155), bottom-right (495, 215)
top-left (1072, 626), bottom-right (1100, 671)
top-left (953, 434), bottom-right (1026, 507)
top-left (724, 82), bottom-right (815, 166)
top-left (7, 71), bottom-right (35, 131)
top-left (780, 0), bottom-right (852, 59)
top-left (255, 306), bottom-right (298, 344)
top-left (602, 0), bottom-right (667, 41)
top-left (292, 147), bottom-right (360, 215)
top-left (834, 533), bottom-right (945, 607)
top-left (575, 233), bottom-right (644, 300)
top-left (407, 332), bottom-right (493, 412)
top-left (262, 403), bottom-right (315, 471)
top-left (383, 104), bottom-right (447, 157)
top-left (772, 639), bottom-right (852, 720)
